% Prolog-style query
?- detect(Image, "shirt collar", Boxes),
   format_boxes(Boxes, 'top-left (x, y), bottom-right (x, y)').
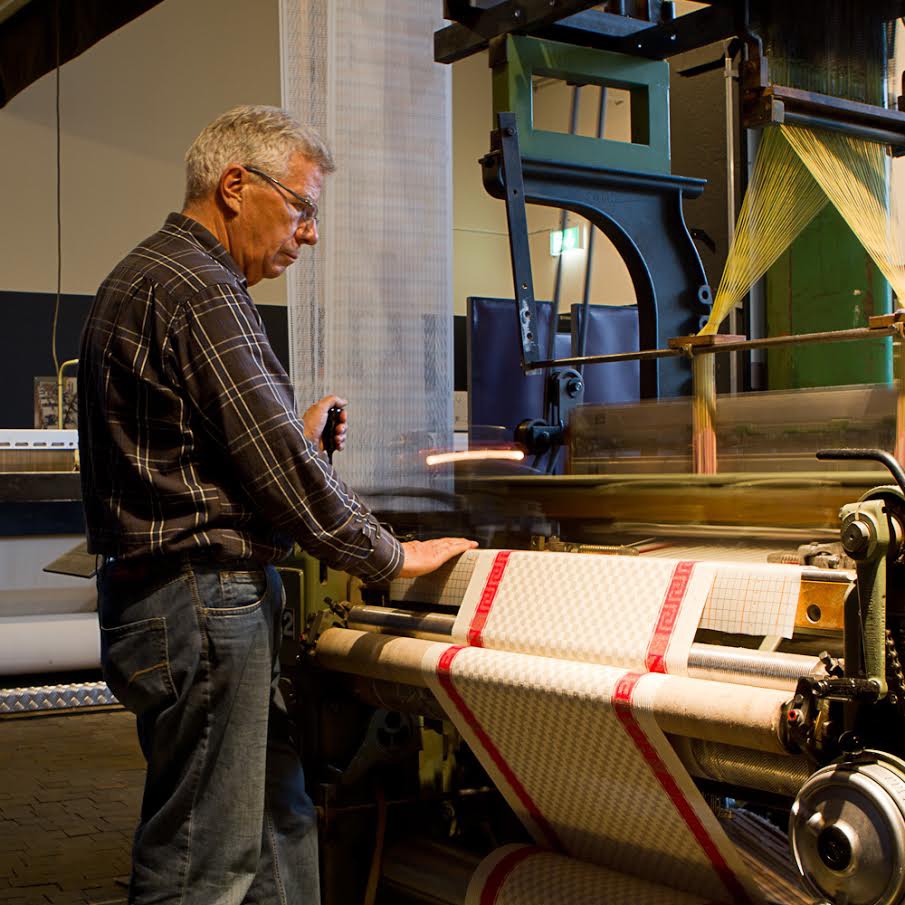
top-left (163, 212), bottom-right (248, 289)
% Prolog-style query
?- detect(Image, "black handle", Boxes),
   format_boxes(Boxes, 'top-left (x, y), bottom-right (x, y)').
top-left (322, 405), bottom-right (343, 465)
top-left (816, 448), bottom-right (905, 495)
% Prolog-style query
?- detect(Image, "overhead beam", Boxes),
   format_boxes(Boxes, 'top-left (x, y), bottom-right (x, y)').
top-left (435, 1), bottom-right (740, 65)
top-left (435, 0), bottom-right (605, 64)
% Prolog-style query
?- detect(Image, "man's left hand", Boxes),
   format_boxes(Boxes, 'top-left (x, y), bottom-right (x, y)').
top-left (303, 395), bottom-right (348, 452)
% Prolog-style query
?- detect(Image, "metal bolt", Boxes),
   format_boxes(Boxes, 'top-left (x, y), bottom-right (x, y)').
top-left (566, 378), bottom-right (583, 398)
top-left (504, 127), bottom-right (514, 137)
top-left (841, 519), bottom-right (872, 556)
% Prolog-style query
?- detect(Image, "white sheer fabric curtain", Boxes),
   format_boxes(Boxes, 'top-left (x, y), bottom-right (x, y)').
top-left (280, 0), bottom-right (453, 503)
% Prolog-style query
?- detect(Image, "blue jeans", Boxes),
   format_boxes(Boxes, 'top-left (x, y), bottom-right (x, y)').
top-left (98, 559), bottom-right (320, 905)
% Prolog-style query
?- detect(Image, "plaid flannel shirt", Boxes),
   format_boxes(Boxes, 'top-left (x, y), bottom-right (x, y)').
top-left (78, 213), bottom-right (402, 581)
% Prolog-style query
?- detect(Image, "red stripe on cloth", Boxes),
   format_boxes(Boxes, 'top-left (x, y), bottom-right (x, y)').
top-left (645, 560), bottom-right (695, 674)
top-left (437, 646), bottom-right (563, 851)
top-left (479, 846), bottom-right (545, 905)
top-left (613, 673), bottom-right (752, 905)
top-left (467, 551), bottom-right (512, 647)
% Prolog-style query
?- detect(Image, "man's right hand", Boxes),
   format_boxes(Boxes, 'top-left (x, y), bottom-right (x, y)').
top-left (398, 538), bottom-right (478, 578)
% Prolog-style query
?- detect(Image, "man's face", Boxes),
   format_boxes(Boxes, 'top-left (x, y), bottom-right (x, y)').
top-left (232, 152), bottom-right (324, 286)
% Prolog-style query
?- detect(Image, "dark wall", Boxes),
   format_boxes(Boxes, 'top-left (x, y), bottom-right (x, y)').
top-left (0, 290), bottom-right (290, 428)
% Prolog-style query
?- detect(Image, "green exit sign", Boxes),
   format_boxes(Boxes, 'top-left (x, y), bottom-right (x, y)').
top-left (550, 225), bottom-right (582, 256)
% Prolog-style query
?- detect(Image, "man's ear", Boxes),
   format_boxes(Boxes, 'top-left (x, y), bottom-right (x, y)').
top-left (219, 164), bottom-right (246, 215)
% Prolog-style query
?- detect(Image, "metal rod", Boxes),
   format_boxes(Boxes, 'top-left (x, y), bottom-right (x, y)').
top-left (724, 48), bottom-right (739, 395)
top-left (781, 109), bottom-right (905, 149)
top-left (577, 86), bottom-right (608, 368)
top-left (348, 607), bottom-right (456, 642)
top-left (532, 326), bottom-right (892, 369)
top-left (549, 85), bottom-right (582, 362)
top-left (896, 328), bottom-right (905, 466)
top-left (346, 607), bottom-right (831, 692)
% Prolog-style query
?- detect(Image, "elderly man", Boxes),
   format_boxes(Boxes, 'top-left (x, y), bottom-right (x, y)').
top-left (78, 105), bottom-right (474, 905)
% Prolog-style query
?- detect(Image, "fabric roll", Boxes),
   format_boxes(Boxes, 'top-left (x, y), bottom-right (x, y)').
top-left (424, 645), bottom-right (761, 904)
top-left (466, 845), bottom-right (720, 905)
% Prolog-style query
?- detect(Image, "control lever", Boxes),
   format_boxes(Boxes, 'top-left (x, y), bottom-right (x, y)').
top-left (816, 448), bottom-right (905, 495)
top-left (322, 405), bottom-right (343, 465)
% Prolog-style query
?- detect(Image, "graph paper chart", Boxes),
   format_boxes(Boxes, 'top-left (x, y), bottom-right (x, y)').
top-left (389, 550), bottom-right (479, 609)
top-left (426, 644), bottom-right (761, 904)
top-left (465, 845), bottom-right (721, 905)
top-left (699, 564), bottom-right (802, 639)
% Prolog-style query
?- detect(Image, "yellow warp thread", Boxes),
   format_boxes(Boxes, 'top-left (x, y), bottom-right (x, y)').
top-left (780, 124), bottom-right (905, 301)
top-left (700, 127), bottom-right (827, 335)
top-left (702, 123), bottom-right (904, 337)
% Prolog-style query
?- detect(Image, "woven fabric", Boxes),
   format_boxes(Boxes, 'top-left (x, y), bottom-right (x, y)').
top-left (426, 645), bottom-right (758, 903)
top-left (465, 845), bottom-right (718, 905)
top-left (280, 0), bottom-right (452, 501)
top-left (452, 551), bottom-right (716, 674)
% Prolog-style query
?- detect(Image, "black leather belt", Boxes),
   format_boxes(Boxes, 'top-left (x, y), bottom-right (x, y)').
top-left (101, 552), bottom-right (263, 586)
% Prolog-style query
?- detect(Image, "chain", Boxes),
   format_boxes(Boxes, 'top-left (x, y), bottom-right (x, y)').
top-left (885, 629), bottom-right (905, 720)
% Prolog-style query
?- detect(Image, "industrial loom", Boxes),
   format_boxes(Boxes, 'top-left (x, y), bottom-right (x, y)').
top-left (287, 3), bottom-right (905, 904)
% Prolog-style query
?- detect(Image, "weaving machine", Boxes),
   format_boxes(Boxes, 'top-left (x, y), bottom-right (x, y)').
top-left (285, 3), bottom-right (905, 904)
top-left (293, 453), bottom-right (905, 905)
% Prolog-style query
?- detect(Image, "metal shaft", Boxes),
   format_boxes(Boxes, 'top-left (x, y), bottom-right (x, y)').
top-left (345, 606), bottom-right (822, 691)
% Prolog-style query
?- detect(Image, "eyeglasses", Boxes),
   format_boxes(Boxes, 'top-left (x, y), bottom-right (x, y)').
top-left (243, 164), bottom-right (319, 226)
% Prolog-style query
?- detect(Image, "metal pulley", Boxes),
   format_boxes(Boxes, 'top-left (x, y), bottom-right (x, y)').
top-left (790, 751), bottom-right (905, 905)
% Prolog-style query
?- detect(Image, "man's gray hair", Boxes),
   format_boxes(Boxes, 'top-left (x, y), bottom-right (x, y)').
top-left (184, 105), bottom-right (336, 204)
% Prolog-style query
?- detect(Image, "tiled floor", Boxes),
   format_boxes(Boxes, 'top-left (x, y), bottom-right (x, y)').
top-left (0, 710), bottom-right (143, 904)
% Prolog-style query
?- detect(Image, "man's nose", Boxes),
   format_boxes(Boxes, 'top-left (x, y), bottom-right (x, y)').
top-left (296, 220), bottom-right (318, 246)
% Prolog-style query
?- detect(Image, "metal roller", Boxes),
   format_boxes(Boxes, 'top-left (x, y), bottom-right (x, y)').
top-left (687, 644), bottom-right (823, 692)
top-left (346, 606), bottom-right (823, 691)
top-left (671, 736), bottom-right (811, 798)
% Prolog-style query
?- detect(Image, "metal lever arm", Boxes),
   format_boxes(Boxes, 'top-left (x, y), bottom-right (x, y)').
top-left (496, 111), bottom-right (540, 370)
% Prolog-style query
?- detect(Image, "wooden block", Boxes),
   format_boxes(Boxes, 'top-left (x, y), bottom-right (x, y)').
top-left (869, 310), bottom-right (905, 329)
top-left (668, 333), bottom-right (747, 349)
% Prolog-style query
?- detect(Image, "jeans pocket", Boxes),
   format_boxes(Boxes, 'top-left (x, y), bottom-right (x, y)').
top-left (209, 569), bottom-right (270, 615)
top-left (100, 616), bottom-right (177, 717)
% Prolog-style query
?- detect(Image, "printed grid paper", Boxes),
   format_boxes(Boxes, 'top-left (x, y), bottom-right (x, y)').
top-left (452, 551), bottom-right (717, 674)
top-left (701, 564), bottom-right (802, 639)
top-left (389, 550), bottom-right (479, 609)
top-left (466, 845), bottom-right (719, 905)
top-left (425, 645), bottom-right (761, 904)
